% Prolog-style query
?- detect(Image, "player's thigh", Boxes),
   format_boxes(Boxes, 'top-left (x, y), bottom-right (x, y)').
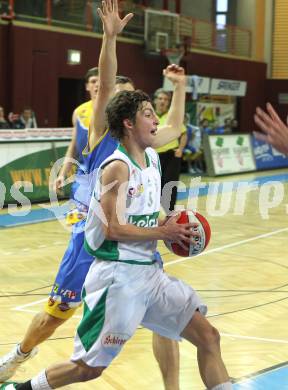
top-left (73, 262), bottom-right (150, 367)
top-left (142, 273), bottom-right (207, 340)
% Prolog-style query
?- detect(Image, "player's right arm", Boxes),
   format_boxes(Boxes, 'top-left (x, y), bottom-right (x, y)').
top-left (88, 0), bottom-right (133, 150)
top-left (99, 160), bottom-right (195, 246)
top-left (53, 109), bottom-right (77, 192)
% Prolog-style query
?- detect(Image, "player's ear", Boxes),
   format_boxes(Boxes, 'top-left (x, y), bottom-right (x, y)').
top-left (123, 118), bottom-right (133, 130)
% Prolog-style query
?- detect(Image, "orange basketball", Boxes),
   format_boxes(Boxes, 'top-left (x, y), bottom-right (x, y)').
top-left (164, 210), bottom-right (211, 257)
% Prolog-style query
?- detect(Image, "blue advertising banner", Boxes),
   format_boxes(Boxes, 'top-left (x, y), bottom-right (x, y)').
top-left (252, 136), bottom-right (288, 170)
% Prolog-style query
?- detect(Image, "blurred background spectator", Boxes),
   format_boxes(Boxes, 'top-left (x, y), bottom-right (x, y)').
top-left (20, 108), bottom-right (38, 128)
top-left (183, 114), bottom-right (205, 174)
top-left (8, 108), bottom-right (37, 129)
top-left (231, 118), bottom-right (239, 132)
top-left (200, 118), bottom-right (213, 135)
top-left (0, 106), bottom-right (10, 129)
top-left (223, 117), bottom-right (232, 133)
top-left (8, 112), bottom-right (24, 129)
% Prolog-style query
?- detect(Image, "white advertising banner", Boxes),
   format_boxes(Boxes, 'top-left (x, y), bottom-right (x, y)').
top-left (208, 134), bottom-right (255, 175)
top-left (210, 78), bottom-right (247, 96)
top-left (0, 128), bottom-right (73, 141)
top-left (163, 76), bottom-right (210, 94)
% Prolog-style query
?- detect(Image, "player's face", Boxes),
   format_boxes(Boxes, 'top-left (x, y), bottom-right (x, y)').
top-left (154, 92), bottom-right (170, 115)
top-left (114, 82), bottom-right (135, 94)
top-left (86, 76), bottom-right (99, 100)
top-left (132, 101), bottom-right (159, 148)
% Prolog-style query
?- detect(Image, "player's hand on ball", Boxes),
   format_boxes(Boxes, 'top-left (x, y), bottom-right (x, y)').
top-left (162, 213), bottom-right (199, 250)
top-left (163, 210), bottom-right (211, 257)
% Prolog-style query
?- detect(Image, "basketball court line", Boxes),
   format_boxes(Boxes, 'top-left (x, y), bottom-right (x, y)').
top-left (165, 227), bottom-right (288, 267)
top-left (12, 298), bottom-right (82, 318)
top-left (221, 333), bottom-right (288, 344)
top-left (233, 363), bottom-right (288, 389)
top-left (10, 301), bottom-right (288, 344)
top-left (10, 227), bottom-right (288, 320)
top-left (12, 298), bottom-right (48, 312)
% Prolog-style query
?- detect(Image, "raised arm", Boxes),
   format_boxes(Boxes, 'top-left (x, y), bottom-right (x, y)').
top-left (151, 65), bottom-right (186, 149)
top-left (254, 102), bottom-right (288, 155)
top-left (88, 0), bottom-right (133, 149)
top-left (53, 109), bottom-right (77, 192)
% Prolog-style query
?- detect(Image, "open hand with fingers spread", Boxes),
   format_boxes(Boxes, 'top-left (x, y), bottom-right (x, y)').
top-left (98, 0), bottom-right (133, 37)
top-left (163, 64), bottom-right (186, 85)
top-left (254, 102), bottom-right (288, 155)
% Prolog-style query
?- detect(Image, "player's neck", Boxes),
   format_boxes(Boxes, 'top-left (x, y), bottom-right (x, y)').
top-left (120, 141), bottom-right (147, 169)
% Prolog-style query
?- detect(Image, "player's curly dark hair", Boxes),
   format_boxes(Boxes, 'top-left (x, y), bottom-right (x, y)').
top-left (106, 90), bottom-right (151, 141)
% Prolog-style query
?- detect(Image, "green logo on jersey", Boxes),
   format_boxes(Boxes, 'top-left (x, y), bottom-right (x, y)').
top-left (128, 211), bottom-right (159, 228)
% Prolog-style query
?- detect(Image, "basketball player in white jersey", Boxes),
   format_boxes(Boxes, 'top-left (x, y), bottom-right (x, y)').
top-left (2, 90), bottom-right (233, 390)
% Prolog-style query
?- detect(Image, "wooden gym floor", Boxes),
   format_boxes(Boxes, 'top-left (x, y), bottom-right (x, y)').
top-left (0, 169), bottom-right (287, 389)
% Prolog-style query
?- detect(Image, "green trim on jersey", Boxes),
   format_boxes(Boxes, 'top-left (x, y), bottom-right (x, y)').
top-left (157, 154), bottom-right (162, 176)
top-left (118, 144), bottom-right (150, 170)
top-left (84, 211), bottom-right (159, 263)
top-left (84, 238), bottom-right (119, 260)
top-left (0, 382), bottom-right (18, 388)
top-left (77, 287), bottom-right (109, 352)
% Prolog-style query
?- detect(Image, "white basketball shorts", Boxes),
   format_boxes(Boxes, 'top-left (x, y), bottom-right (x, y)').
top-left (71, 259), bottom-right (207, 367)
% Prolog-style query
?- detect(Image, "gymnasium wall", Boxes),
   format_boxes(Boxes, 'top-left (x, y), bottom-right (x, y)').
top-left (0, 22), bottom-right (10, 112)
top-left (0, 23), bottom-right (166, 127)
top-left (0, 22), bottom-right (267, 131)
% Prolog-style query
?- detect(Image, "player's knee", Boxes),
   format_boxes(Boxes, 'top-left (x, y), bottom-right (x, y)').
top-left (198, 326), bottom-right (220, 351)
top-left (75, 365), bottom-right (105, 382)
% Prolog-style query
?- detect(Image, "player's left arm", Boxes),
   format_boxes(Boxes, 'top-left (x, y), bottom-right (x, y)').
top-left (151, 65), bottom-right (186, 149)
top-left (88, 0), bottom-right (133, 150)
top-left (53, 109), bottom-right (77, 192)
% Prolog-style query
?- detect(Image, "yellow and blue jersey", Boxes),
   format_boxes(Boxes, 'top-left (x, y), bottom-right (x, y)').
top-left (71, 99), bottom-right (118, 209)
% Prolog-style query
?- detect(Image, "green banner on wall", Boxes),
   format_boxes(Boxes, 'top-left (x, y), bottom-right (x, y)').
top-left (0, 141), bottom-right (71, 204)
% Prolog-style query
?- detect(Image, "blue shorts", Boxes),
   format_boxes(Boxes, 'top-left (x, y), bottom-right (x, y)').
top-left (44, 219), bottom-right (94, 319)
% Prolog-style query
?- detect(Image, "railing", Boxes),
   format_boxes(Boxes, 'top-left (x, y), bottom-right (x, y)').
top-left (0, 0), bottom-right (252, 57)
top-left (179, 16), bottom-right (252, 57)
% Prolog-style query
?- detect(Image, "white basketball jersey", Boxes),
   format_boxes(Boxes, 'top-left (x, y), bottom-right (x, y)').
top-left (84, 145), bottom-right (162, 264)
